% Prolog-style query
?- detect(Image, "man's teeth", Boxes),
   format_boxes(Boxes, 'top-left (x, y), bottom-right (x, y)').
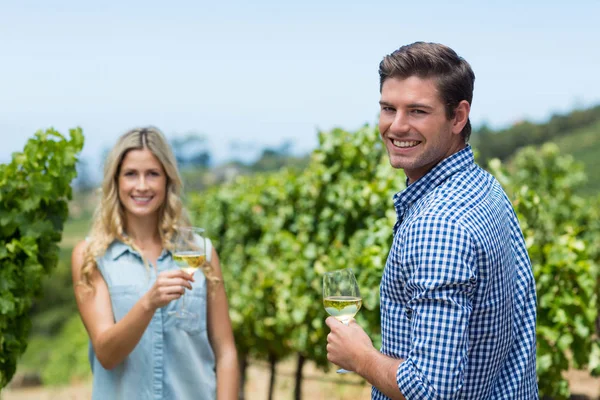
top-left (392, 140), bottom-right (419, 148)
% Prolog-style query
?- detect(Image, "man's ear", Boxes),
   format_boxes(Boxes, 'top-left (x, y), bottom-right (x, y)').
top-left (452, 100), bottom-right (470, 135)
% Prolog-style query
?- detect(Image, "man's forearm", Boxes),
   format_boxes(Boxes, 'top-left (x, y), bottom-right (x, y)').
top-left (356, 350), bottom-right (406, 400)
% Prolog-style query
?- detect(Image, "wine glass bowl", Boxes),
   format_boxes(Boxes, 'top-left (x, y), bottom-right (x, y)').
top-left (323, 268), bottom-right (362, 373)
top-left (170, 227), bottom-right (206, 319)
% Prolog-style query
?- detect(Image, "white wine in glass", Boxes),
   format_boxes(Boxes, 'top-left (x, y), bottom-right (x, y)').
top-left (323, 296), bottom-right (362, 324)
top-left (323, 268), bottom-right (362, 374)
top-left (172, 252), bottom-right (206, 275)
top-left (170, 227), bottom-right (206, 319)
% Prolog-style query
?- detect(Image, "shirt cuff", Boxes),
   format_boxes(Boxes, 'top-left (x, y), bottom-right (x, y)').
top-left (397, 359), bottom-right (436, 399)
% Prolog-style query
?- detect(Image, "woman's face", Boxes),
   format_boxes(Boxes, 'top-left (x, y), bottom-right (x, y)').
top-left (117, 148), bottom-right (167, 220)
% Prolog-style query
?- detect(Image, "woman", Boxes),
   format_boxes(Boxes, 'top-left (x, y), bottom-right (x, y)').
top-left (72, 127), bottom-right (239, 399)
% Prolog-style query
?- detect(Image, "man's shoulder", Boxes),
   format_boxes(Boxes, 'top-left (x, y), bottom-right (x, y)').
top-left (406, 168), bottom-right (512, 236)
top-left (438, 165), bottom-right (508, 209)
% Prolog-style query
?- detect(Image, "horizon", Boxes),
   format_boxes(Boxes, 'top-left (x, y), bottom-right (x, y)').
top-left (1, 0), bottom-right (599, 169)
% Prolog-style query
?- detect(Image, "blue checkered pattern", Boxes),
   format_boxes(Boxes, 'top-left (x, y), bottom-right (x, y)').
top-left (372, 146), bottom-right (538, 399)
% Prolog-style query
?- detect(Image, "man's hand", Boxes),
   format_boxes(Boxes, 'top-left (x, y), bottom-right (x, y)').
top-left (325, 316), bottom-right (375, 373)
top-left (326, 316), bottom-right (405, 399)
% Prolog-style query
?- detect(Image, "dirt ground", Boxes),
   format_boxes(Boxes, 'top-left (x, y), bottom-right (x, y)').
top-left (1, 359), bottom-right (371, 400)
top-left (2, 361), bottom-right (599, 400)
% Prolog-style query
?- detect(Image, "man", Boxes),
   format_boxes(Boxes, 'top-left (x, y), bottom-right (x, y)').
top-left (326, 42), bottom-right (538, 399)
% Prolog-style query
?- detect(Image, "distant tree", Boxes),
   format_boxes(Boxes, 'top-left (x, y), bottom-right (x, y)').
top-left (229, 140), bottom-right (259, 164)
top-left (72, 159), bottom-right (96, 193)
top-left (250, 140), bottom-right (306, 172)
top-left (472, 104), bottom-right (600, 167)
top-left (171, 132), bottom-right (211, 169)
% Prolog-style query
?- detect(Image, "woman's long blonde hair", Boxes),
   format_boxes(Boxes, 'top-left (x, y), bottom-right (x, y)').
top-left (79, 127), bottom-right (190, 290)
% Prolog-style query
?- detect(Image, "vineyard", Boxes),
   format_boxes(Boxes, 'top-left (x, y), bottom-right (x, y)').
top-left (2, 120), bottom-right (600, 399)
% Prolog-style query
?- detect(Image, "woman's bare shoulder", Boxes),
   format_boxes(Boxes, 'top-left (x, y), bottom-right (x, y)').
top-left (71, 239), bottom-right (91, 274)
top-left (72, 239), bottom-right (89, 258)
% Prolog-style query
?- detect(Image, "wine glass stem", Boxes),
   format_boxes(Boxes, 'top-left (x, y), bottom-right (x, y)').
top-left (181, 289), bottom-right (187, 312)
top-left (336, 319), bottom-right (352, 374)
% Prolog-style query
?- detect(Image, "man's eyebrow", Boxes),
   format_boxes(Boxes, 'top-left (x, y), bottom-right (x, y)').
top-left (406, 103), bottom-right (434, 109)
top-left (378, 101), bottom-right (435, 109)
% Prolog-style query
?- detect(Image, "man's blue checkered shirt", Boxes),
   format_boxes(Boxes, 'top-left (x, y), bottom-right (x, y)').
top-left (372, 146), bottom-right (538, 399)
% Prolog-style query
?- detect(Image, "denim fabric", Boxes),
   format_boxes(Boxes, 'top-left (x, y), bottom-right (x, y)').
top-left (89, 238), bottom-right (216, 400)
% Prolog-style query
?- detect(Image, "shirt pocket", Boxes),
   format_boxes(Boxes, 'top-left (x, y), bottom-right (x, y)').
top-left (109, 285), bottom-right (142, 321)
top-left (176, 286), bottom-right (208, 335)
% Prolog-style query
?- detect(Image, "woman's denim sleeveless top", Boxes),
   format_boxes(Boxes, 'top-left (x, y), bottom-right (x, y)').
top-left (89, 238), bottom-right (216, 400)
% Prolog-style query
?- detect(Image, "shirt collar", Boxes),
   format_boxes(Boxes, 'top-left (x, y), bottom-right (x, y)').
top-left (108, 240), bottom-right (134, 261)
top-left (107, 239), bottom-right (171, 261)
top-left (393, 144), bottom-right (475, 213)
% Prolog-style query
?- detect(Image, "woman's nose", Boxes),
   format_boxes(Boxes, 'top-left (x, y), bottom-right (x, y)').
top-left (136, 176), bottom-right (148, 190)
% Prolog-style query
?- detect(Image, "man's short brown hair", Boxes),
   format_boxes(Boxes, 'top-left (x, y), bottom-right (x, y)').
top-left (379, 42), bottom-right (476, 141)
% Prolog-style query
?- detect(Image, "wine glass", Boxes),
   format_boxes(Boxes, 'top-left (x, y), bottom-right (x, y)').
top-left (169, 227), bottom-right (206, 319)
top-left (323, 268), bottom-right (362, 374)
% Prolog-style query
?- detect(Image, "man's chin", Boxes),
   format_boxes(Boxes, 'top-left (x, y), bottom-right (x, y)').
top-left (388, 157), bottom-right (410, 170)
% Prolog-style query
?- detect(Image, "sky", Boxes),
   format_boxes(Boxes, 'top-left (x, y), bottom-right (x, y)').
top-left (1, 0), bottom-right (599, 173)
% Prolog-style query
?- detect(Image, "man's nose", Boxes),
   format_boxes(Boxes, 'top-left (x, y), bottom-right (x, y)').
top-left (390, 112), bottom-right (410, 133)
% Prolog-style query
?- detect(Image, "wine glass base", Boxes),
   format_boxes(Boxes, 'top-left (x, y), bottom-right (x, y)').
top-left (336, 368), bottom-right (352, 374)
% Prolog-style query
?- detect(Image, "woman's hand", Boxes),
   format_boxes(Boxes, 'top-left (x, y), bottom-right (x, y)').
top-left (143, 270), bottom-right (194, 310)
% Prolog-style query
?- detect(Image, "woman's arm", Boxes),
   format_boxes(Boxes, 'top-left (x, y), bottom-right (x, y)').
top-left (71, 240), bottom-right (193, 370)
top-left (206, 248), bottom-right (240, 400)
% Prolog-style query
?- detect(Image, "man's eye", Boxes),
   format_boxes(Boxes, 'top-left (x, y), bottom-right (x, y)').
top-left (411, 109), bottom-right (427, 115)
top-left (382, 107), bottom-right (395, 113)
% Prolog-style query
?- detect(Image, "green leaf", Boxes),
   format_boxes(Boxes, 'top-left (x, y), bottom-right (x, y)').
top-left (0, 127), bottom-right (84, 388)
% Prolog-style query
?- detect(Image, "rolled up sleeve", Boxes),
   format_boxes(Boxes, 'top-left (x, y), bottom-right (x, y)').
top-left (396, 215), bottom-right (476, 398)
